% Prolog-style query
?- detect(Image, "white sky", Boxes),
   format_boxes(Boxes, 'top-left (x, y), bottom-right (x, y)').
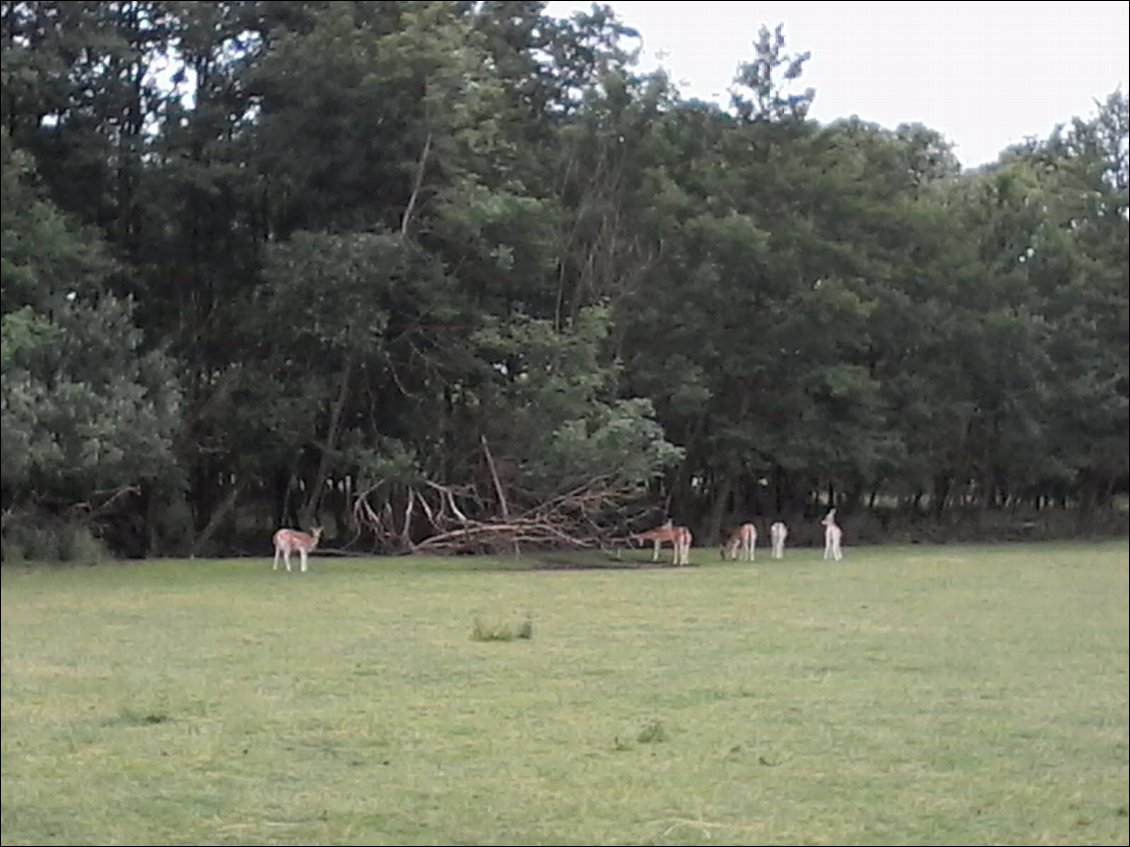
top-left (544, 1), bottom-right (1130, 169)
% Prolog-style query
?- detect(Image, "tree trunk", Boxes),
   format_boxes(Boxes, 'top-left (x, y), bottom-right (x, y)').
top-left (707, 470), bottom-right (735, 548)
top-left (301, 352), bottom-right (354, 529)
top-left (932, 473), bottom-right (951, 518)
top-left (190, 480), bottom-right (247, 558)
top-left (401, 130), bottom-right (432, 236)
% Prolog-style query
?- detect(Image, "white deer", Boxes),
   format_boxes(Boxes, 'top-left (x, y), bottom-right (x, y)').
top-left (770, 521), bottom-right (788, 559)
top-left (821, 510), bottom-right (843, 562)
top-left (721, 522), bottom-right (757, 561)
top-left (272, 526), bottom-right (323, 573)
top-left (673, 525), bottom-right (693, 566)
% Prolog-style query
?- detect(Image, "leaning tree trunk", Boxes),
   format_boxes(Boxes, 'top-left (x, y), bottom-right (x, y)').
top-left (190, 479), bottom-right (247, 558)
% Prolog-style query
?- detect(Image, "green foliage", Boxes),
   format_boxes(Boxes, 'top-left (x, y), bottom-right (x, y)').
top-left (1, 295), bottom-right (181, 496)
top-left (729, 23), bottom-right (814, 122)
top-left (1, 127), bottom-right (181, 529)
top-left (0, 2), bottom-right (1124, 553)
top-left (0, 129), bottom-right (116, 311)
top-left (474, 305), bottom-right (683, 495)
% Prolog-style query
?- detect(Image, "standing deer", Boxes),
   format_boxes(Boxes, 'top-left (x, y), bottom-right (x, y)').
top-left (630, 520), bottom-right (680, 563)
top-left (821, 510), bottom-right (843, 562)
top-left (770, 521), bottom-right (788, 559)
top-left (631, 520), bottom-right (693, 566)
top-left (673, 525), bottom-right (693, 566)
top-left (272, 526), bottom-right (323, 573)
top-left (721, 523), bottom-right (757, 561)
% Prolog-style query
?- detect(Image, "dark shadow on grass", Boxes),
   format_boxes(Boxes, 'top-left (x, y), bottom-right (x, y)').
top-left (513, 552), bottom-right (700, 572)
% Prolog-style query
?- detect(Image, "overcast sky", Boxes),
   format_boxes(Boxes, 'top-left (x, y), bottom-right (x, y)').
top-left (544, 1), bottom-right (1129, 169)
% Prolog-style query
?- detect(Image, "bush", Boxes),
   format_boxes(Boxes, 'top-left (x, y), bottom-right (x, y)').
top-left (1, 518), bottom-right (110, 565)
top-left (0, 537), bottom-right (26, 565)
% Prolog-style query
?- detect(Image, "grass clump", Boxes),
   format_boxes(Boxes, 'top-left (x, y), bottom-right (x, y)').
top-left (613, 717), bottom-right (669, 751)
top-left (636, 717), bottom-right (668, 743)
top-left (470, 613), bottom-right (533, 642)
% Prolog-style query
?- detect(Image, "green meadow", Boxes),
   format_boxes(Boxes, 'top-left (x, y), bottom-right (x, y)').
top-left (2, 541), bottom-right (1127, 846)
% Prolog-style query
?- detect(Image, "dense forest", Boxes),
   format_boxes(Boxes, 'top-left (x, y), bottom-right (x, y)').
top-left (1, 0), bottom-right (1127, 560)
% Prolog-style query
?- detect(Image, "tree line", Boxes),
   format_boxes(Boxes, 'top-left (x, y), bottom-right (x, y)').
top-left (2, 1), bottom-right (1127, 560)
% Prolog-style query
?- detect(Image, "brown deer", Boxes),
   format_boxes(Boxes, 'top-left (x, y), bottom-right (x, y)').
top-left (631, 520), bottom-right (693, 565)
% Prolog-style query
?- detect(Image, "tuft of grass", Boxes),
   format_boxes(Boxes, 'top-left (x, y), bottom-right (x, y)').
top-left (470, 613), bottom-right (534, 642)
top-left (612, 718), bottom-right (669, 751)
top-left (635, 717), bottom-right (668, 744)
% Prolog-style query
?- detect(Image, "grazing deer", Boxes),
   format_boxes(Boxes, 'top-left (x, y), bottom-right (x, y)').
top-left (770, 521), bottom-right (788, 559)
top-left (821, 510), bottom-right (843, 562)
top-left (272, 526), bottom-right (323, 573)
top-left (631, 520), bottom-right (693, 565)
top-left (721, 523), bottom-right (757, 562)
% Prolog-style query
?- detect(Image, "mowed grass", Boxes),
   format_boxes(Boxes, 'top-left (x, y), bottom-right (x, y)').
top-left (2, 541), bottom-right (1127, 846)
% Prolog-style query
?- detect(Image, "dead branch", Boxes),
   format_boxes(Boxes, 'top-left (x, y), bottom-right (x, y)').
top-left (481, 435), bottom-right (520, 555)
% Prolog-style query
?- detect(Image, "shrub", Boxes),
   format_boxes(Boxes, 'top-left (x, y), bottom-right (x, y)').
top-left (1, 518), bottom-right (110, 564)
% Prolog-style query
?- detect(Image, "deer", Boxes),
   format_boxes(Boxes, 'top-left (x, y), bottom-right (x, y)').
top-left (673, 525), bottom-right (693, 566)
top-left (720, 522), bottom-right (757, 561)
top-left (630, 519), bottom-right (692, 566)
top-left (770, 521), bottom-right (788, 559)
top-left (272, 526), bottom-right (323, 573)
top-left (821, 509), bottom-right (843, 562)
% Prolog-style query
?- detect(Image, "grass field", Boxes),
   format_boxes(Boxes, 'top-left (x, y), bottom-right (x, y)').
top-left (2, 541), bottom-right (1127, 846)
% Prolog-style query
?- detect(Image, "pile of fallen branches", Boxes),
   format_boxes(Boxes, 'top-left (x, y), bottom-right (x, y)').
top-left (351, 473), bottom-right (656, 555)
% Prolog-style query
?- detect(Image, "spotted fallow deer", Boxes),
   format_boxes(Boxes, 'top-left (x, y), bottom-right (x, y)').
top-left (631, 520), bottom-right (693, 565)
top-left (272, 526), bottom-right (323, 573)
top-left (721, 523), bottom-right (757, 562)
